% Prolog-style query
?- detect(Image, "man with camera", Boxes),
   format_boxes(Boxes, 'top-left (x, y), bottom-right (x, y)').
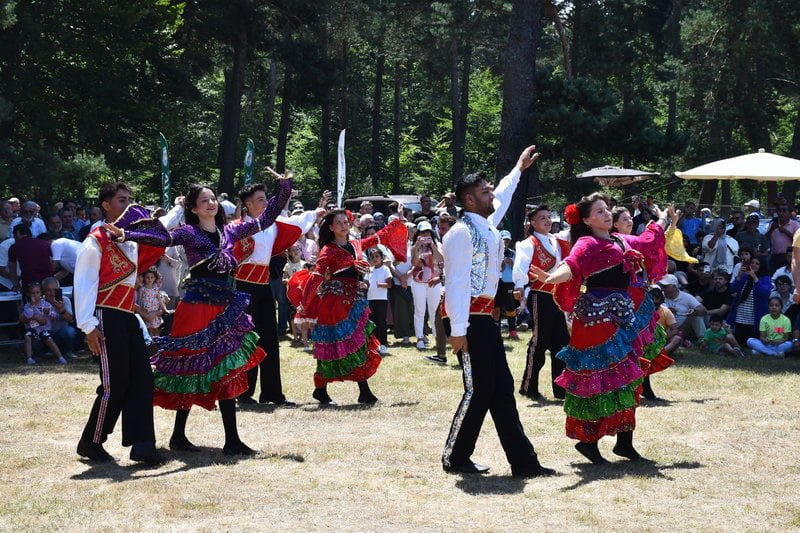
top-left (702, 218), bottom-right (739, 274)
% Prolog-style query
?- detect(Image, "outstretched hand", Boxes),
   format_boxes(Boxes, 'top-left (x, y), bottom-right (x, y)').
top-left (103, 223), bottom-right (123, 240)
top-left (516, 145), bottom-right (541, 172)
top-left (267, 166), bottom-right (294, 181)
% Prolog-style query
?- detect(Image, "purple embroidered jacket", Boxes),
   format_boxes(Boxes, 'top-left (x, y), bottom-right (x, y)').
top-left (121, 179), bottom-right (292, 274)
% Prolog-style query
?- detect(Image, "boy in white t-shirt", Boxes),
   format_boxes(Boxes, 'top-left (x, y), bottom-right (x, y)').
top-left (366, 247), bottom-right (392, 355)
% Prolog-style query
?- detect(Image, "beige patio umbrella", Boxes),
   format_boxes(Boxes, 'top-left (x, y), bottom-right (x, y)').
top-left (675, 148), bottom-right (800, 181)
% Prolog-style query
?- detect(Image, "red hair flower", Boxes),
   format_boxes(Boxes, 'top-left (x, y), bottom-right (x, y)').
top-left (564, 204), bottom-right (580, 225)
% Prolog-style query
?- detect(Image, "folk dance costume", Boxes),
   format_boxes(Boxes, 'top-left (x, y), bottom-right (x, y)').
top-left (553, 223), bottom-right (667, 447)
top-left (301, 220), bottom-right (407, 401)
top-left (440, 168), bottom-right (549, 476)
top-left (75, 204), bottom-right (182, 458)
top-left (232, 209), bottom-right (317, 404)
top-left (117, 180), bottom-right (291, 413)
top-left (513, 232), bottom-right (571, 400)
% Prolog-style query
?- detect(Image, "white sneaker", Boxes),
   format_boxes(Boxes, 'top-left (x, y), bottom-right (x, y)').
top-left (57, 356), bottom-right (68, 364)
top-left (416, 340), bottom-right (426, 350)
top-left (378, 345), bottom-right (389, 355)
top-left (26, 357), bottom-right (36, 365)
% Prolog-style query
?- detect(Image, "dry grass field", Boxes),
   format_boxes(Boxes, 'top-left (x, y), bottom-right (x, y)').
top-left (1, 331), bottom-right (800, 532)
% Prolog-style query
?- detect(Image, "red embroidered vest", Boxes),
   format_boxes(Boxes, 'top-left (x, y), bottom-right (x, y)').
top-left (232, 220), bottom-right (303, 285)
top-left (91, 228), bottom-right (137, 313)
top-left (527, 234), bottom-right (571, 294)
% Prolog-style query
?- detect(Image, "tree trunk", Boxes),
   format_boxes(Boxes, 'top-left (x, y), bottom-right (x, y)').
top-left (321, 99), bottom-right (333, 191)
top-left (339, 40), bottom-right (349, 132)
top-left (664, 0), bottom-right (682, 137)
top-left (450, 39), bottom-right (463, 185)
top-left (496, 0), bottom-right (545, 241)
top-left (544, 0), bottom-right (572, 81)
top-left (392, 60), bottom-right (402, 193)
top-left (782, 107), bottom-right (800, 205)
top-left (370, 51), bottom-right (385, 187)
top-left (275, 70), bottom-right (292, 173)
top-left (457, 44), bottom-right (471, 181)
top-left (263, 61), bottom-right (278, 166)
top-left (217, 23), bottom-right (248, 195)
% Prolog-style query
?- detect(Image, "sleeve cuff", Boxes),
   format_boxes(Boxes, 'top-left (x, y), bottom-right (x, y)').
top-left (450, 323), bottom-right (468, 337)
top-left (79, 318), bottom-right (99, 335)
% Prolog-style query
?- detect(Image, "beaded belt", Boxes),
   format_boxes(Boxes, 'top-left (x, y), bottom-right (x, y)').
top-left (441, 296), bottom-right (495, 319)
top-left (182, 277), bottom-right (236, 305)
top-left (573, 289), bottom-right (634, 326)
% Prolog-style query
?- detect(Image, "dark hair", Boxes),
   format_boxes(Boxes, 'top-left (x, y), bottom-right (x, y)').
top-left (184, 184), bottom-right (226, 229)
top-left (367, 247), bottom-right (384, 258)
top-left (454, 171), bottom-right (487, 205)
top-left (24, 281), bottom-right (41, 296)
top-left (238, 183), bottom-right (266, 205)
top-left (775, 275), bottom-right (792, 286)
top-left (611, 206), bottom-right (630, 224)
top-left (768, 296), bottom-right (784, 308)
top-left (98, 182), bottom-right (132, 217)
top-left (318, 209), bottom-right (348, 248)
top-left (738, 246), bottom-right (754, 257)
top-left (739, 256), bottom-right (764, 301)
top-left (13, 222), bottom-right (32, 237)
top-left (526, 205), bottom-right (551, 236)
top-left (648, 286), bottom-right (664, 301)
top-left (569, 192), bottom-right (611, 244)
top-left (708, 314), bottom-right (723, 324)
top-left (438, 214), bottom-right (457, 227)
top-left (711, 268), bottom-right (729, 280)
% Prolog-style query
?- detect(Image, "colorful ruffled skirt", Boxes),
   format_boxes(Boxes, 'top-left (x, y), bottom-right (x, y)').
top-left (310, 278), bottom-right (381, 388)
top-left (555, 287), bottom-right (656, 442)
top-left (150, 278), bottom-right (266, 411)
top-left (630, 287), bottom-right (674, 377)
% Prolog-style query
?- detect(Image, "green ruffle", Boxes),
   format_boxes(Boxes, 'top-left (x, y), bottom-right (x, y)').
top-left (563, 379), bottom-right (642, 421)
top-left (316, 322), bottom-right (375, 379)
top-left (153, 331), bottom-right (260, 394)
top-left (641, 325), bottom-right (667, 362)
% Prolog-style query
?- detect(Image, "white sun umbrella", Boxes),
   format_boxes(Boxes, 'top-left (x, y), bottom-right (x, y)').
top-left (675, 148), bottom-right (800, 182)
top-left (577, 165), bottom-right (660, 187)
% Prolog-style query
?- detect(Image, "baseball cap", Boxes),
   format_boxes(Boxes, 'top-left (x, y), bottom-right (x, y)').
top-left (417, 220), bottom-right (433, 232)
top-left (744, 199), bottom-right (760, 209)
top-left (746, 213), bottom-right (760, 222)
top-left (657, 274), bottom-right (679, 287)
top-left (499, 230), bottom-right (512, 240)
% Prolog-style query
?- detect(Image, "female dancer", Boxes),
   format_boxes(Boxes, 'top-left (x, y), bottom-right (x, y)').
top-left (301, 208), bottom-right (407, 405)
top-left (531, 193), bottom-right (669, 464)
top-left (109, 178), bottom-right (291, 454)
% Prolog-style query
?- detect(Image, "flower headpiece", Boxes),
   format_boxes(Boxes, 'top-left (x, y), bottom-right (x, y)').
top-left (564, 204), bottom-right (580, 225)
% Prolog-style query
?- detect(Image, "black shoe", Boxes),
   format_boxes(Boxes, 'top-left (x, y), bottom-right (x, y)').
top-left (130, 442), bottom-right (166, 465)
top-left (443, 461), bottom-right (490, 474)
top-left (520, 390), bottom-right (544, 401)
top-left (358, 393), bottom-right (379, 404)
top-left (612, 444), bottom-right (646, 462)
top-left (511, 464), bottom-right (557, 478)
top-left (237, 396), bottom-right (257, 405)
top-left (222, 441), bottom-right (257, 456)
top-left (76, 440), bottom-right (114, 462)
top-left (425, 354), bottom-right (447, 365)
top-left (169, 436), bottom-right (201, 452)
top-left (259, 397), bottom-right (297, 407)
top-left (313, 388), bottom-right (336, 405)
top-left (575, 442), bottom-right (608, 465)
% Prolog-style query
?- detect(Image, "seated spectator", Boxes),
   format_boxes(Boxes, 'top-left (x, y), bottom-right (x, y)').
top-left (79, 206), bottom-right (103, 240)
top-left (8, 223), bottom-right (54, 289)
top-left (686, 262), bottom-right (712, 294)
top-left (734, 214), bottom-right (769, 263)
top-left (698, 268), bottom-right (733, 322)
top-left (700, 315), bottom-right (744, 357)
top-left (22, 281), bottom-right (66, 365)
top-left (9, 201), bottom-right (46, 237)
top-left (649, 286), bottom-right (682, 355)
top-left (702, 218), bottom-right (739, 274)
top-left (728, 256), bottom-right (772, 347)
top-left (41, 277), bottom-right (79, 358)
top-left (746, 296), bottom-right (793, 357)
top-left (767, 202), bottom-right (800, 274)
top-left (58, 208), bottom-right (80, 241)
top-left (771, 247), bottom-right (793, 288)
top-left (730, 246), bottom-right (753, 280)
top-left (51, 236), bottom-right (81, 282)
top-left (659, 274), bottom-right (707, 341)
top-left (770, 275), bottom-right (794, 314)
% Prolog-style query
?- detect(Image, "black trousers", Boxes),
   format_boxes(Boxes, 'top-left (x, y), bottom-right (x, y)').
top-left (369, 299), bottom-right (388, 345)
top-left (520, 291), bottom-right (567, 399)
top-left (81, 308), bottom-right (155, 446)
top-left (442, 315), bottom-right (540, 470)
top-left (239, 280), bottom-right (285, 403)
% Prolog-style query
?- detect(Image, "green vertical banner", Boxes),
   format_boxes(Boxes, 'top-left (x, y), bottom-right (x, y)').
top-left (158, 132), bottom-right (171, 208)
top-left (242, 138), bottom-right (255, 187)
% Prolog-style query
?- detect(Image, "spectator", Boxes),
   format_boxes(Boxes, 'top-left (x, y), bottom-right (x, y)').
top-left (73, 206), bottom-right (88, 232)
top-left (770, 275), bottom-right (794, 314)
top-left (388, 223), bottom-right (415, 346)
top-left (79, 206), bottom-right (102, 240)
top-left (744, 199), bottom-right (762, 217)
top-left (746, 297), bottom-right (793, 357)
top-left (659, 274), bottom-right (707, 341)
top-left (46, 214), bottom-right (64, 240)
top-left (22, 281), bottom-right (66, 365)
top-left (649, 287), bottom-right (682, 355)
top-left (413, 195), bottom-right (437, 222)
top-left (50, 237), bottom-right (80, 286)
top-left (0, 234), bottom-right (15, 292)
top-left (611, 206), bottom-right (634, 235)
top-left (218, 192), bottom-right (236, 219)
top-left (678, 201), bottom-right (703, 246)
top-left (727, 209), bottom-right (745, 238)
top-left (59, 208), bottom-right (80, 241)
top-left (702, 218), bottom-right (739, 274)
top-left (359, 200), bottom-right (374, 215)
top-left (7, 197), bottom-right (20, 217)
top-left (8, 223), bottom-right (54, 289)
top-left (728, 256), bottom-right (772, 347)
top-left (9, 201), bottom-right (46, 237)
top-left (0, 201), bottom-right (13, 240)
top-left (686, 262), bottom-right (712, 295)
top-left (410, 220), bottom-right (443, 350)
top-left (771, 247), bottom-right (794, 289)
top-left (365, 247), bottom-right (391, 355)
top-left (428, 214), bottom-right (456, 364)
top-left (438, 192), bottom-right (458, 217)
top-left (157, 246), bottom-right (182, 310)
top-left (766, 203), bottom-right (800, 274)
top-left (698, 269), bottom-right (733, 322)
top-left (700, 315), bottom-right (744, 357)
top-left (41, 277), bottom-right (79, 358)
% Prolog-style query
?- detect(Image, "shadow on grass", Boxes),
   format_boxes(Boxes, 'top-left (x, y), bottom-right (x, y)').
top-left (562, 460), bottom-right (703, 491)
top-left (71, 448), bottom-right (305, 482)
top-left (0, 357), bottom-right (99, 375)
top-left (673, 349), bottom-right (800, 375)
top-left (454, 474), bottom-right (527, 495)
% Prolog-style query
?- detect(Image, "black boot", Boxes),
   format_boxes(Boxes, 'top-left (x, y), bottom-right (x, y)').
top-left (641, 376), bottom-right (658, 401)
top-left (169, 409), bottom-right (200, 452)
top-left (219, 399), bottom-right (256, 456)
top-left (357, 380), bottom-right (379, 404)
top-left (575, 441), bottom-right (608, 464)
top-left (313, 386), bottom-right (336, 405)
top-left (612, 431), bottom-right (645, 461)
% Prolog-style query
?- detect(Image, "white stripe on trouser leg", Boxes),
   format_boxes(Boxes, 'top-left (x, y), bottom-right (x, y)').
top-left (93, 309), bottom-right (111, 444)
top-left (442, 350), bottom-right (474, 468)
top-left (521, 293), bottom-right (539, 392)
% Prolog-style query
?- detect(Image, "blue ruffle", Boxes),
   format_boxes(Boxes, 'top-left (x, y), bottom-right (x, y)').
top-left (311, 297), bottom-right (369, 343)
top-left (557, 293), bottom-right (654, 372)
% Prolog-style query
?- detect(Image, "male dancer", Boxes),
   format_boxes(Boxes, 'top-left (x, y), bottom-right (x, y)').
top-left (75, 183), bottom-right (181, 463)
top-left (233, 182), bottom-right (325, 405)
top-left (441, 146), bottom-right (555, 477)
top-left (513, 205), bottom-right (570, 401)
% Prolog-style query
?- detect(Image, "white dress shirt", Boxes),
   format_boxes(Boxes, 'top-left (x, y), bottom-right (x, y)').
top-left (0, 237), bottom-right (17, 289)
top-left (74, 205), bottom-right (183, 335)
top-left (442, 167), bottom-right (521, 337)
top-left (238, 209), bottom-right (318, 267)
top-left (512, 231), bottom-right (562, 290)
top-left (51, 238), bottom-right (82, 273)
top-left (9, 217), bottom-right (47, 237)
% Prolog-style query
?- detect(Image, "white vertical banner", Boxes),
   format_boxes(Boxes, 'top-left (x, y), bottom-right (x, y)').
top-left (337, 129), bottom-right (346, 208)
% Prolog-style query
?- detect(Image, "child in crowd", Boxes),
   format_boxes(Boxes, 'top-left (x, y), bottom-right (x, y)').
top-left (22, 282), bottom-right (66, 365)
top-left (366, 247), bottom-right (392, 355)
top-left (137, 268), bottom-right (168, 337)
top-left (287, 262), bottom-right (315, 351)
top-left (283, 244), bottom-right (306, 347)
top-left (746, 296), bottom-right (793, 357)
top-left (700, 315), bottom-right (744, 357)
top-left (649, 287), bottom-right (682, 355)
